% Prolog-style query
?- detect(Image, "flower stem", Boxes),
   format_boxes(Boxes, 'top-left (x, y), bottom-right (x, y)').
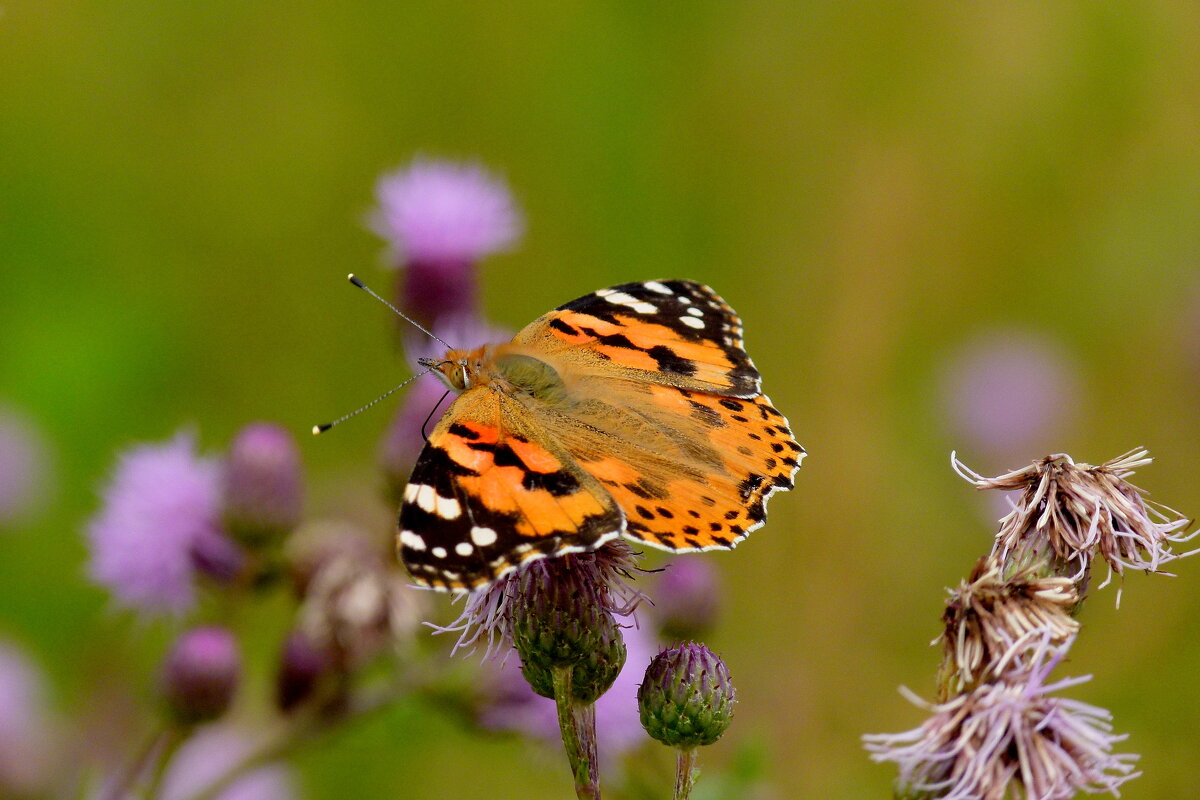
top-left (551, 666), bottom-right (601, 800)
top-left (673, 748), bottom-right (698, 800)
top-left (142, 726), bottom-right (185, 800)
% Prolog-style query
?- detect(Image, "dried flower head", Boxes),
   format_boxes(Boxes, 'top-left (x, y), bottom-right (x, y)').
top-left (937, 557), bottom-right (1079, 697)
top-left (954, 450), bottom-right (1196, 588)
top-left (431, 539), bottom-right (645, 660)
top-left (86, 432), bottom-right (241, 615)
top-left (865, 636), bottom-right (1139, 800)
top-left (298, 551), bottom-right (425, 669)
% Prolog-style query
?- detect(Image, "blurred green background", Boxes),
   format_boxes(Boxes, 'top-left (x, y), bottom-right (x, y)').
top-left (3, 2), bottom-right (1199, 798)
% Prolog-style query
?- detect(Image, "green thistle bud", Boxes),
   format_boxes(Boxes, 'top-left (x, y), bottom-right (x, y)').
top-left (508, 559), bottom-right (627, 704)
top-left (639, 642), bottom-right (735, 748)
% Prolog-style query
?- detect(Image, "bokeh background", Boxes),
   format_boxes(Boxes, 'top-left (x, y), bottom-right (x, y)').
top-left (3, 2), bottom-right (1199, 798)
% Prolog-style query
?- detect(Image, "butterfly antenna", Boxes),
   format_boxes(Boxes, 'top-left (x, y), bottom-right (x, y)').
top-left (312, 369), bottom-right (433, 435)
top-left (346, 274), bottom-right (455, 350)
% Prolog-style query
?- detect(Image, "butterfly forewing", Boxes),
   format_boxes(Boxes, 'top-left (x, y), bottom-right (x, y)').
top-left (398, 389), bottom-right (625, 591)
top-left (514, 280), bottom-right (761, 398)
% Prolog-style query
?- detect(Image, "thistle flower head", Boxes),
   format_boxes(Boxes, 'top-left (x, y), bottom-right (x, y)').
top-left (222, 423), bottom-right (303, 546)
top-left (275, 628), bottom-right (336, 714)
top-left (937, 557), bottom-right (1079, 697)
top-left (297, 550), bottom-right (425, 670)
top-left (477, 620), bottom-right (656, 762)
top-left (638, 642), bottom-right (736, 749)
top-left (954, 450), bottom-right (1196, 590)
top-left (865, 636), bottom-right (1140, 800)
top-left (652, 559), bottom-right (720, 641)
top-left (372, 158), bottom-right (522, 266)
top-left (431, 539), bottom-right (645, 660)
top-left (86, 432), bottom-right (241, 615)
top-left (161, 627), bottom-right (241, 724)
top-left (508, 559), bottom-right (628, 703)
top-left (372, 159), bottom-right (522, 326)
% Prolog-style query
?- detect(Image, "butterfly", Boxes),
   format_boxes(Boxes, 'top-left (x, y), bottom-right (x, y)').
top-left (397, 280), bottom-right (804, 591)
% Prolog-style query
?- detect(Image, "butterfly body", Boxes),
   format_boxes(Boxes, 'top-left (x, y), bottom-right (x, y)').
top-left (399, 280), bottom-right (804, 591)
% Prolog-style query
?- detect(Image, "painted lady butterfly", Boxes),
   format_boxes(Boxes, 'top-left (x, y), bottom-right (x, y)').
top-left (398, 280), bottom-right (804, 591)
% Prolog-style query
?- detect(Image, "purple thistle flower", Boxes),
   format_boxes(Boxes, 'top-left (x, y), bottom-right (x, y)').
top-left (477, 618), bottom-right (657, 764)
top-left (939, 332), bottom-right (1079, 466)
top-left (162, 627), bottom-right (241, 724)
top-left (86, 432), bottom-right (241, 616)
top-left (431, 539), bottom-right (646, 660)
top-left (0, 404), bottom-right (52, 527)
top-left (864, 635), bottom-right (1139, 800)
top-left (222, 423), bottom-right (303, 545)
top-left (651, 559), bottom-right (721, 641)
top-left (158, 726), bottom-right (296, 800)
top-left (372, 158), bottom-right (523, 326)
top-left (0, 640), bottom-right (56, 795)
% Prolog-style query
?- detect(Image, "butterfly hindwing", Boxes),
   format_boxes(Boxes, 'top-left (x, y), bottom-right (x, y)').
top-left (398, 388), bottom-right (626, 591)
top-left (513, 280), bottom-right (761, 398)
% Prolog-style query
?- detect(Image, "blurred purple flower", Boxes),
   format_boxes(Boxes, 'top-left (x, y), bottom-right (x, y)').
top-left (478, 619), bottom-right (655, 763)
top-left (0, 404), bottom-right (52, 527)
top-left (651, 559), bottom-right (720, 641)
top-left (159, 726), bottom-right (295, 800)
top-left (86, 432), bottom-right (241, 616)
top-left (0, 640), bottom-right (56, 795)
top-left (222, 423), bottom-right (304, 545)
top-left (373, 158), bottom-right (522, 267)
top-left (938, 331), bottom-right (1079, 465)
top-left (162, 627), bottom-right (241, 724)
top-left (371, 158), bottom-right (523, 325)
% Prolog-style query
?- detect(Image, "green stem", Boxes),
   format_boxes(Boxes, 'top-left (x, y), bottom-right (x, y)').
top-left (551, 666), bottom-right (601, 800)
top-left (673, 748), bottom-right (698, 800)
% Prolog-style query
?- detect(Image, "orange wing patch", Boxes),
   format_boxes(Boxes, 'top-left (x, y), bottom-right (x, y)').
top-left (616, 388), bottom-right (801, 551)
top-left (398, 391), bottom-right (624, 591)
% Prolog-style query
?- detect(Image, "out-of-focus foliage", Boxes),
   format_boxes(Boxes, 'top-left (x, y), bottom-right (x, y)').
top-left (1, 3), bottom-right (1198, 798)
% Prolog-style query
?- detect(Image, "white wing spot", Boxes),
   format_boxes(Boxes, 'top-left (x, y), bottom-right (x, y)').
top-left (687, 307), bottom-right (703, 316)
top-left (644, 281), bottom-right (673, 294)
top-left (595, 288), bottom-right (615, 297)
top-left (455, 542), bottom-right (473, 556)
top-left (403, 483), bottom-right (421, 502)
top-left (630, 301), bottom-right (657, 314)
top-left (432, 546), bottom-right (448, 559)
top-left (413, 484), bottom-right (436, 513)
top-left (434, 494), bottom-right (462, 520)
top-left (680, 315), bottom-right (705, 329)
top-left (399, 530), bottom-right (426, 551)
top-left (470, 526), bottom-right (498, 546)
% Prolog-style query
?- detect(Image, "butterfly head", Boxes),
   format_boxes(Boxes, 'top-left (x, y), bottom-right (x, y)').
top-left (419, 349), bottom-right (480, 392)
